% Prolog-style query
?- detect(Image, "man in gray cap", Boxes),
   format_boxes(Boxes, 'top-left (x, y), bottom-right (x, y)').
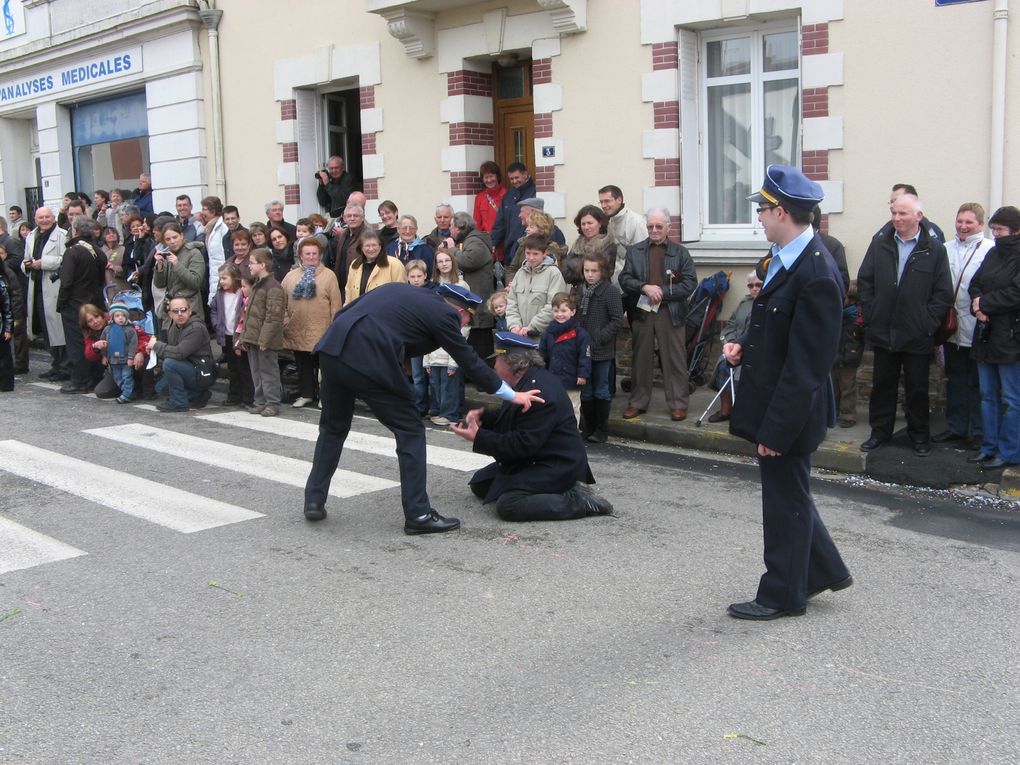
top-left (515, 197), bottom-right (566, 246)
top-left (451, 331), bottom-right (612, 521)
top-left (723, 164), bottom-right (852, 621)
top-left (304, 282), bottom-right (544, 534)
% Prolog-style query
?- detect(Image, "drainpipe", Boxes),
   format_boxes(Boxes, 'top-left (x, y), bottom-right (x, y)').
top-left (990, 0), bottom-right (1008, 211)
top-left (198, 1), bottom-right (226, 201)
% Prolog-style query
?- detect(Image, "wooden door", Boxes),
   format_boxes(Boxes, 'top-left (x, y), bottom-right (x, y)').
top-left (492, 61), bottom-right (534, 175)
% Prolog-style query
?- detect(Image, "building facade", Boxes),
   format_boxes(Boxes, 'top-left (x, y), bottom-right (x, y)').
top-left (1, 0), bottom-right (1016, 315)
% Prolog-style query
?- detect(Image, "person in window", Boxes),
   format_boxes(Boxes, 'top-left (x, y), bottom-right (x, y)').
top-left (315, 155), bottom-right (356, 218)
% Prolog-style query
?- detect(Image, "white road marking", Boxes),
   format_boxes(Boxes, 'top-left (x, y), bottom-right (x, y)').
top-left (196, 410), bottom-right (491, 471)
top-left (0, 440), bottom-right (263, 533)
top-left (0, 515), bottom-right (87, 576)
top-left (29, 382), bottom-right (62, 391)
top-left (84, 423), bottom-right (399, 497)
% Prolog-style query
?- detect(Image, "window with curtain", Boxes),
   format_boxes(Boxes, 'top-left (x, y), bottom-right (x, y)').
top-left (702, 27), bottom-right (799, 232)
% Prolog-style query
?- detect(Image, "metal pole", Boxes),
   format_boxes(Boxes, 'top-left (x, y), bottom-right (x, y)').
top-left (199, 5), bottom-right (227, 202)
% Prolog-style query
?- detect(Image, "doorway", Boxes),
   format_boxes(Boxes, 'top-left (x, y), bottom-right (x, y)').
top-left (492, 60), bottom-right (534, 175)
top-left (322, 90), bottom-right (363, 189)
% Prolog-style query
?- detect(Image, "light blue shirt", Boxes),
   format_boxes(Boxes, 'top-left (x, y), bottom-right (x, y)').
top-left (895, 231), bottom-right (919, 283)
top-left (763, 225), bottom-right (815, 287)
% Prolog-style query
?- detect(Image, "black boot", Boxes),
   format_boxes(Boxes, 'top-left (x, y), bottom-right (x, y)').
top-left (579, 398), bottom-right (596, 439)
top-left (587, 399), bottom-right (611, 443)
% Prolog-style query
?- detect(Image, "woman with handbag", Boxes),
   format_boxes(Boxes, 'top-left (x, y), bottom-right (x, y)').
top-left (934, 203), bottom-right (994, 446)
top-left (967, 206), bottom-right (1020, 469)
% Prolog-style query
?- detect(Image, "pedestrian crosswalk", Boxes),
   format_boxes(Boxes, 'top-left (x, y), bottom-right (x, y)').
top-left (1, 390), bottom-right (494, 577)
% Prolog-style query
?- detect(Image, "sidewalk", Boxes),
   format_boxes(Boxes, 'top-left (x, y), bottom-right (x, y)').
top-left (474, 382), bottom-right (1019, 495)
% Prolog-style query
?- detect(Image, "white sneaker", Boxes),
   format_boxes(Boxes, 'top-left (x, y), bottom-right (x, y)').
top-left (430, 415), bottom-right (451, 425)
top-left (292, 397), bottom-right (312, 408)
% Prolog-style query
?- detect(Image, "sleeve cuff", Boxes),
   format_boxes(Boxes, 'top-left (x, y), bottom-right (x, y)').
top-left (494, 381), bottom-right (516, 401)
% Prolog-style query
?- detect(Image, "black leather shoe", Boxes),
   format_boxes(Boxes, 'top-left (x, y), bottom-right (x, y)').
top-left (807, 575), bottom-right (853, 600)
top-left (968, 452), bottom-right (995, 464)
top-left (913, 441), bottom-right (931, 457)
top-left (860, 436), bottom-right (888, 452)
top-left (304, 502), bottom-right (326, 521)
top-left (404, 510), bottom-right (460, 535)
top-left (981, 457), bottom-right (1008, 470)
top-left (932, 430), bottom-right (964, 443)
top-left (59, 383), bottom-right (89, 394)
top-left (156, 401), bottom-right (189, 412)
top-left (567, 484), bottom-right (615, 516)
top-left (727, 600), bottom-right (805, 620)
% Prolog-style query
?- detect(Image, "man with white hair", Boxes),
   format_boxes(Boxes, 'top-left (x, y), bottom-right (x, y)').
top-left (618, 208), bottom-right (697, 421)
top-left (133, 173), bottom-right (154, 215)
top-left (265, 200), bottom-right (296, 241)
top-left (23, 206), bottom-right (68, 380)
top-left (315, 155), bottom-right (356, 217)
top-left (426, 203), bottom-right (455, 250)
top-left (858, 193), bottom-right (953, 456)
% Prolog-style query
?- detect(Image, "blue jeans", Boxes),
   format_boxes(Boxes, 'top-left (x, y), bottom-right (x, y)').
top-left (581, 359), bottom-right (613, 401)
top-left (429, 366), bottom-right (462, 421)
top-left (944, 343), bottom-right (982, 438)
top-left (410, 356), bottom-right (429, 414)
top-left (977, 360), bottom-right (1020, 463)
top-left (157, 357), bottom-right (200, 408)
top-left (110, 363), bottom-right (135, 400)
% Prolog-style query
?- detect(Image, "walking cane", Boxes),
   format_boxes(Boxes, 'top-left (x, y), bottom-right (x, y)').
top-left (695, 364), bottom-right (737, 427)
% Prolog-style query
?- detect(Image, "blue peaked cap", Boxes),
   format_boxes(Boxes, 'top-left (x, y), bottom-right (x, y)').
top-left (747, 164), bottom-right (824, 213)
top-left (436, 282), bottom-right (483, 309)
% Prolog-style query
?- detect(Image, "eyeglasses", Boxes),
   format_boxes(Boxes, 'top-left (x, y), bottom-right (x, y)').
top-left (747, 282), bottom-right (763, 289)
top-left (646, 224), bottom-right (667, 230)
top-left (756, 205), bottom-right (777, 215)
top-left (168, 307), bottom-right (190, 314)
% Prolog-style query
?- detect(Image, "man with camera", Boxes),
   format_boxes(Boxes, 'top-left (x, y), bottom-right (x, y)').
top-left (315, 155), bottom-right (356, 218)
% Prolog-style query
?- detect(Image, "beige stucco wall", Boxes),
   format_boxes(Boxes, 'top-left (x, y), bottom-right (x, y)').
top-left (831, 0), bottom-right (1017, 273)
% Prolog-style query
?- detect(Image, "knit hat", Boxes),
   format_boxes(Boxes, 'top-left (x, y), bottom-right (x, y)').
top-left (108, 302), bottom-right (130, 317)
top-left (989, 206), bottom-right (1020, 234)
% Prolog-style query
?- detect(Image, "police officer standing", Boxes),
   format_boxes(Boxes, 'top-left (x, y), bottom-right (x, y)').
top-left (304, 283), bottom-right (543, 534)
top-left (451, 332), bottom-right (613, 521)
top-left (723, 165), bottom-right (852, 620)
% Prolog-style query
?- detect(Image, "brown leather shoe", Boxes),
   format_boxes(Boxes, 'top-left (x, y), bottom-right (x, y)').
top-left (670, 408), bottom-right (687, 421)
top-left (622, 407), bottom-right (644, 419)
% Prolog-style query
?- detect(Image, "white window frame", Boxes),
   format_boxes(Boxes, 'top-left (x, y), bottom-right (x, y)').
top-left (691, 22), bottom-right (801, 244)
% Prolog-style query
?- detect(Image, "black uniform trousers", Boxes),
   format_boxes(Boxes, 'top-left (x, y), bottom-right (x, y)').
top-left (756, 453), bottom-right (850, 610)
top-left (469, 481), bottom-right (586, 522)
top-left (868, 346), bottom-right (931, 443)
top-left (305, 351), bottom-right (431, 521)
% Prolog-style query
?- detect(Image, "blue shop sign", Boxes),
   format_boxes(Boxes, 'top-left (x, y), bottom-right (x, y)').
top-left (0, 47), bottom-right (143, 106)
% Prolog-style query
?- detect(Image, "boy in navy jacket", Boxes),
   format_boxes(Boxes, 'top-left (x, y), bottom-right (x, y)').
top-left (539, 292), bottom-right (592, 425)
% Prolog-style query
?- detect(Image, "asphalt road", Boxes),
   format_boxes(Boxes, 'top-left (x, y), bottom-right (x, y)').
top-left (1, 380), bottom-right (1019, 764)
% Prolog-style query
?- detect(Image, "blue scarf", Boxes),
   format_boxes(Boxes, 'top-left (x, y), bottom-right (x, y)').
top-left (292, 265), bottom-right (317, 299)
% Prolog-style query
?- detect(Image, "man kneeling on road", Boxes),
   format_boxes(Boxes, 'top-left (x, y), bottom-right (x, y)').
top-left (451, 331), bottom-right (613, 521)
top-left (147, 295), bottom-right (213, 412)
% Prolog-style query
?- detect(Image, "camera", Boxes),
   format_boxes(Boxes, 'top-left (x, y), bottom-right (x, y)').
top-left (974, 320), bottom-right (991, 344)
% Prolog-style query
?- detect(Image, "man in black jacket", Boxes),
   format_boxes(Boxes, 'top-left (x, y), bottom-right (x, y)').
top-left (451, 332), bottom-right (612, 521)
top-left (725, 164), bottom-right (851, 621)
top-left (304, 283), bottom-right (544, 534)
top-left (315, 156), bottom-right (356, 218)
top-left (858, 194), bottom-right (953, 456)
top-left (57, 216), bottom-right (107, 393)
top-left (490, 162), bottom-right (536, 256)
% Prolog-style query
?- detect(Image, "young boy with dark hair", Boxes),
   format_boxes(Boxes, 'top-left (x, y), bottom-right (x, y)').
top-left (539, 291), bottom-right (592, 424)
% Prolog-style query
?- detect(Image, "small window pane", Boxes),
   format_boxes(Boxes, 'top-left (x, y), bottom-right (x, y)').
top-left (707, 83), bottom-right (752, 225)
top-left (497, 66), bottom-right (525, 99)
top-left (706, 38), bottom-right (751, 78)
top-left (763, 31), bottom-right (798, 72)
top-left (763, 79), bottom-right (799, 167)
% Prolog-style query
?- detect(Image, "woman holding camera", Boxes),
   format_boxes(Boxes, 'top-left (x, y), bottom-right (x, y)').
top-left (967, 206), bottom-right (1020, 470)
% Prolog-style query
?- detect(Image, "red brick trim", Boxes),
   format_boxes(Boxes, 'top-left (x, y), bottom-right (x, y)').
top-left (282, 142), bottom-right (298, 163)
top-left (803, 88), bottom-right (829, 119)
top-left (360, 86), bottom-right (375, 110)
top-left (802, 151), bottom-right (828, 181)
top-left (651, 42), bottom-right (678, 71)
top-left (802, 24), bottom-right (829, 55)
top-left (654, 101), bottom-right (679, 130)
top-left (363, 179), bottom-right (379, 199)
top-left (447, 70), bottom-right (491, 97)
top-left (654, 158), bottom-right (680, 187)
top-left (361, 133), bottom-right (377, 155)
top-left (534, 113), bottom-right (553, 140)
top-left (532, 58), bottom-right (552, 85)
top-left (449, 122), bottom-right (495, 147)
top-left (284, 184), bottom-right (300, 206)
top-left (451, 171), bottom-right (482, 197)
top-left (535, 166), bottom-right (555, 193)
top-left (280, 100), bottom-right (296, 120)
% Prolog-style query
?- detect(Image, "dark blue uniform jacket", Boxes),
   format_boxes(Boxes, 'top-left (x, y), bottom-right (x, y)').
top-left (314, 282), bottom-right (502, 398)
top-left (470, 365), bottom-right (594, 503)
top-left (730, 232), bottom-right (844, 456)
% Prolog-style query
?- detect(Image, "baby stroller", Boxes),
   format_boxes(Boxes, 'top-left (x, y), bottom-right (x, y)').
top-left (685, 270), bottom-right (731, 392)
